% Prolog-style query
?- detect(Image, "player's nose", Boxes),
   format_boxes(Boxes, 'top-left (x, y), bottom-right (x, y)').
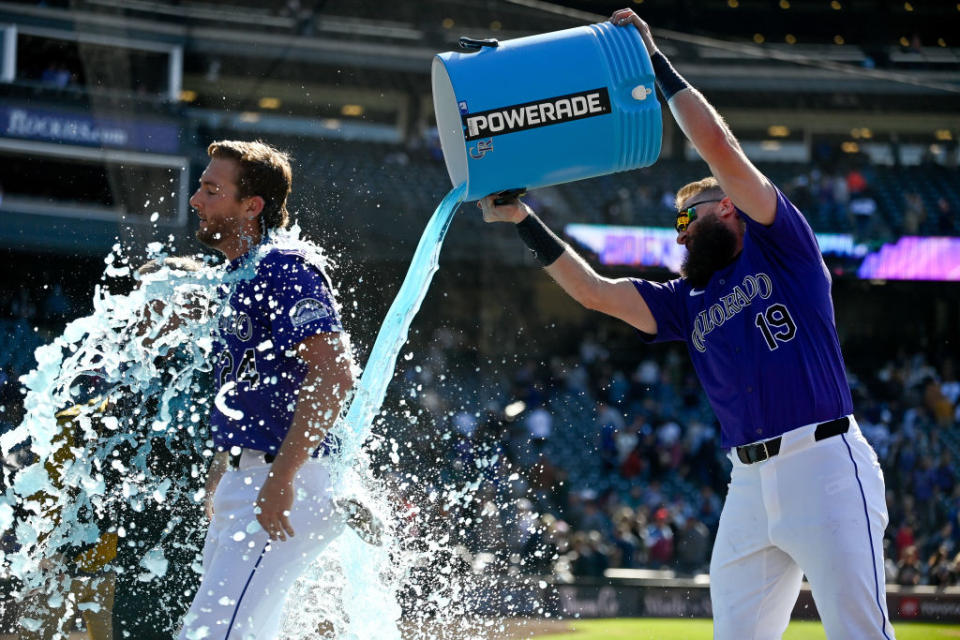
top-left (676, 230), bottom-right (689, 245)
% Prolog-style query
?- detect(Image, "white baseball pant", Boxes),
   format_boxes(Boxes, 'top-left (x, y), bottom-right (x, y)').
top-left (710, 416), bottom-right (896, 640)
top-left (178, 453), bottom-right (343, 640)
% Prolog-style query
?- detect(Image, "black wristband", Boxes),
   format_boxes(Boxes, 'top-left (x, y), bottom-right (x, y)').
top-left (651, 51), bottom-right (690, 101)
top-left (516, 213), bottom-right (565, 267)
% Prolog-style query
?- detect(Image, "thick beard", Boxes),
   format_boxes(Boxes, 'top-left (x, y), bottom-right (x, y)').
top-left (195, 222), bottom-right (226, 248)
top-left (681, 216), bottom-right (738, 288)
top-left (195, 227), bottom-right (223, 249)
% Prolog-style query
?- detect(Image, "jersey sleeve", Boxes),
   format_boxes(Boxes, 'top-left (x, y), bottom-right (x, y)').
top-left (260, 252), bottom-right (343, 352)
top-left (630, 278), bottom-right (686, 343)
top-left (739, 187), bottom-right (823, 267)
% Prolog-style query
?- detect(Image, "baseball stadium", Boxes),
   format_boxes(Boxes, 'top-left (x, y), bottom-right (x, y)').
top-left (0, 0), bottom-right (959, 638)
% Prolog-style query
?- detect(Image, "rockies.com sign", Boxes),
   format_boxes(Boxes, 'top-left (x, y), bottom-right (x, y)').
top-left (462, 88), bottom-right (611, 141)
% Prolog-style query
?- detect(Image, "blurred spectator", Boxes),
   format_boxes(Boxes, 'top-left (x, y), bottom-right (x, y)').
top-left (936, 197), bottom-right (956, 236)
top-left (850, 192), bottom-right (878, 237)
top-left (903, 192), bottom-right (927, 235)
top-left (896, 545), bottom-right (922, 586)
top-left (596, 400), bottom-right (625, 471)
top-left (832, 172), bottom-right (850, 216)
top-left (644, 507), bottom-right (674, 567)
top-left (675, 517), bottom-right (711, 574)
top-left (847, 167), bottom-right (868, 195)
top-left (40, 62), bottom-right (71, 88)
top-left (525, 402), bottom-right (552, 448)
top-left (571, 531), bottom-right (610, 577)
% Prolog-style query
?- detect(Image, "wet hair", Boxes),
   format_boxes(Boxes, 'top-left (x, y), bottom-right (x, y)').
top-left (675, 176), bottom-right (724, 211)
top-left (206, 140), bottom-right (293, 230)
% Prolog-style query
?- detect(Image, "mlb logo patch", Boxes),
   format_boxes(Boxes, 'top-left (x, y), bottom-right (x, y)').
top-left (290, 298), bottom-right (330, 327)
top-left (458, 101), bottom-right (469, 115)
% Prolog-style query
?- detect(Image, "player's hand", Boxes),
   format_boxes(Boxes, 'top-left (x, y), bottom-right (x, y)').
top-left (610, 8), bottom-right (657, 54)
top-left (478, 194), bottom-right (532, 224)
top-left (204, 491), bottom-right (215, 520)
top-left (255, 472), bottom-right (296, 542)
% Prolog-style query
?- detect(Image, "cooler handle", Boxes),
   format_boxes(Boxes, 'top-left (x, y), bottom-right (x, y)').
top-left (458, 37), bottom-right (499, 51)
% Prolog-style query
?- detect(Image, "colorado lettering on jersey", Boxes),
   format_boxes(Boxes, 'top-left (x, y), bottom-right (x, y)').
top-left (219, 308), bottom-right (253, 342)
top-left (462, 88), bottom-right (611, 141)
top-left (691, 272), bottom-right (773, 353)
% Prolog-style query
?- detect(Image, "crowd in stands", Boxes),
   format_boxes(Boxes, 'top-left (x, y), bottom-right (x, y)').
top-left (2, 264), bottom-right (960, 590)
top-left (391, 323), bottom-right (960, 586)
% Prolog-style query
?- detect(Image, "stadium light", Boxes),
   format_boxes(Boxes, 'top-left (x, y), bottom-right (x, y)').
top-left (767, 125), bottom-right (789, 137)
top-left (341, 104), bottom-right (364, 117)
top-left (179, 89), bottom-right (197, 102)
top-left (258, 97), bottom-right (281, 110)
top-left (935, 130), bottom-right (953, 141)
top-left (831, 1), bottom-right (842, 9)
top-left (841, 141), bottom-right (859, 153)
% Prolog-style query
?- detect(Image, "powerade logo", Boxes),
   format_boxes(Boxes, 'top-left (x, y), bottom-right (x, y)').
top-left (462, 88), bottom-right (611, 141)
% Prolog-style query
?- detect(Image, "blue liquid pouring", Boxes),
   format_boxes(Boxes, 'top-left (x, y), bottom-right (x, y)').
top-left (337, 183), bottom-right (466, 461)
top-left (1, 185), bottom-right (479, 639)
top-left (307, 183), bottom-right (466, 640)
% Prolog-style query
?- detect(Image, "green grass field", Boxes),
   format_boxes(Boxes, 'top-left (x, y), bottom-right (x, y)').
top-left (533, 618), bottom-right (960, 639)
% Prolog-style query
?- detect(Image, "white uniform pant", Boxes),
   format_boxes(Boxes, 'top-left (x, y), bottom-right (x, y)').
top-left (710, 417), bottom-right (896, 640)
top-left (178, 456), bottom-right (343, 640)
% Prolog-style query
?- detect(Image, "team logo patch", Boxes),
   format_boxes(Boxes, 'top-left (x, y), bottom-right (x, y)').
top-left (470, 138), bottom-right (494, 159)
top-left (290, 298), bottom-right (330, 327)
top-left (462, 88), bottom-right (612, 141)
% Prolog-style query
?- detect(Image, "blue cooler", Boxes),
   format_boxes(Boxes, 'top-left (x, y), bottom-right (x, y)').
top-left (432, 21), bottom-right (662, 202)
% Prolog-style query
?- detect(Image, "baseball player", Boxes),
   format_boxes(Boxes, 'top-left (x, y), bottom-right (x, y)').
top-left (178, 140), bottom-right (353, 639)
top-left (481, 9), bottom-right (895, 639)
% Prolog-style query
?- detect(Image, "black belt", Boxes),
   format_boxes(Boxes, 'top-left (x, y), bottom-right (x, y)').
top-left (736, 416), bottom-right (850, 465)
top-left (228, 449), bottom-right (276, 469)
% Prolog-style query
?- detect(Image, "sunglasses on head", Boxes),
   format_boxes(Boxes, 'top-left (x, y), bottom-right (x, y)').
top-left (675, 198), bottom-right (721, 233)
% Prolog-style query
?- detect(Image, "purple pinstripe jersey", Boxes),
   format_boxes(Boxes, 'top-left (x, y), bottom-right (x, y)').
top-left (210, 247), bottom-right (342, 454)
top-left (632, 188), bottom-right (853, 448)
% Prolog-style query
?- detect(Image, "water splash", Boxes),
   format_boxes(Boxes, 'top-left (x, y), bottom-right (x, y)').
top-left (0, 245), bottom-right (224, 637)
top-left (1, 185), bottom-right (543, 639)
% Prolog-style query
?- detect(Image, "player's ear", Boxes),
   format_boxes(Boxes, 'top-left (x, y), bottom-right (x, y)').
top-left (243, 195), bottom-right (265, 219)
top-left (718, 196), bottom-right (736, 219)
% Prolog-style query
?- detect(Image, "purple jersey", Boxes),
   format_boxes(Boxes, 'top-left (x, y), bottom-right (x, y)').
top-left (632, 187), bottom-right (853, 448)
top-left (210, 247), bottom-right (342, 454)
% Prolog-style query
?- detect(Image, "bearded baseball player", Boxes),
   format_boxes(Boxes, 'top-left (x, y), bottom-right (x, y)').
top-left (178, 140), bottom-right (353, 639)
top-left (482, 9), bottom-right (895, 640)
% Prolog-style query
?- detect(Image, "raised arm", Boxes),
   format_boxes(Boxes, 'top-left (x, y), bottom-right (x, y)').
top-left (611, 8), bottom-right (777, 225)
top-left (480, 196), bottom-right (657, 335)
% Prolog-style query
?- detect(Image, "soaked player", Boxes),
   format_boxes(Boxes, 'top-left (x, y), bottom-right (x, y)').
top-left (178, 141), bottom-right (353, 639)
top-left (481, 10), bottom-right (894, 640)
